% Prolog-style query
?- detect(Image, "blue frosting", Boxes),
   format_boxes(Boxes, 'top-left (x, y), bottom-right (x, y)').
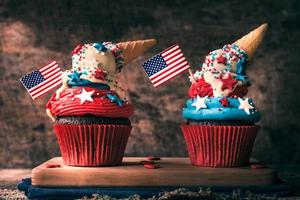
top-left (67, 72), bottom-right (110, 90)
top-left (182, 97), bottom-right (261, 122)
top-left (236, 56), bottom-right (247, 75)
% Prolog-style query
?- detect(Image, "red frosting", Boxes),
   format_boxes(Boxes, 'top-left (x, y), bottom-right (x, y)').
top-left (188, 78), bottom-right (248, 98)
top-left (46, 87), bottom-right (134, 118)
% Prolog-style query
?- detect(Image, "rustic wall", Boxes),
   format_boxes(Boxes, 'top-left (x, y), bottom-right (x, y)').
top-left (0, 0), bottom-right (300, 167)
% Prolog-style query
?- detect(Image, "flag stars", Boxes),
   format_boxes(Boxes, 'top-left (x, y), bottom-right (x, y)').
top-left (142, 55), bottom-right (167, 77)
top-left (75, 88), bottom-right (94, 104)
top-left (20, 70), bottom-right (45, 90)
top-left (191, 95), bottom-right (208, 112)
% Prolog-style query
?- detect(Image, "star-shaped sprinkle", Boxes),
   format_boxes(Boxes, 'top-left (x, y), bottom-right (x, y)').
top-left (94, 68), bottom-right (107, 80)
top-left (68, 71), bottom-right (82, 82)
top-left (75, 88), bottom-right (94, 104)
top-left (238, 98), bottom-right (254, 115)
top-left (216, 55), bottom-right (227, 64)
top-left (191, 95), bottom-right (208, 112)
top-left (106, 93), bottom-right (124, 106)
top-left (93, 43), bottom-right (108, 52)
top-left (221, 74), bottom-right (237, 91)
top-left (219, 97), bottom-right (229, 107)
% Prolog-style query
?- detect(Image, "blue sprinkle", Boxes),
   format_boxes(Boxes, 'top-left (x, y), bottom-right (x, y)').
top-left (106, 93), bottom-right (124, 106)
top-left (94, 43), bottom-right (108, 52)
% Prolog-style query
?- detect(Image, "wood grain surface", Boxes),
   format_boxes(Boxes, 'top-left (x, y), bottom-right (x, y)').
top-left (31, 157), bottom-right (276, 187)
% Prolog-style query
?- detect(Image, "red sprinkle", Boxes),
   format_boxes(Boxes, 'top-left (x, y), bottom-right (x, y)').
top-left (45, 163), bottom-right (61, 168)
top-left (144, 164), bottom-right (160, 169)
top-left (251, 164), bottom-right (265, 169)
top-left (140, 160), bottom-right (155, 165)
top-left (147, 156), bottom-right (161, 161)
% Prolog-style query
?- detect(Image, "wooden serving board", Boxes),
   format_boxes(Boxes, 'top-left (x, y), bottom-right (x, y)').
top-left (32, 157), bottom-right (276, 187)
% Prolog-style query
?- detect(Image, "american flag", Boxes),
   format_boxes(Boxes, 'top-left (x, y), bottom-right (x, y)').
top-left (142, 44), bottom-right (190, 87)
top-left (20, 61), bottom-right (62, 100)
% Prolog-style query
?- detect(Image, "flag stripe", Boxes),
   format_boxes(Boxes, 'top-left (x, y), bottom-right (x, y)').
top-left (161, 47), bottom-right (180, 59)
top-left (29, 73), bottom-right (62, 95)
top-left (151, 61), bottom-right (189, 84)
top-left (165, 55), bottom-right (185, 67)
top-left (30, 75), bottom-right (62, 97)
top-left (142, 44), bottom-right (190, 88)
top-left (163, 49), bottom-right (182, 61)
top-left (153, 65), bottom-right (190, 88)
top-left (31, 76), bottom-right (62, 98)
top-left (165, 53), bottom-right (184, 65)
top-left (39, 61), bottom-right (57, 72)
top-left (150, 56), bottom-right (186, 80)
top-left (28, 71), bottom-right (62, 92)
top-left (32, 81), bottom-right (61, 100)
top-left (161, 45), bottom-right (179, 57)
top-left (42, 67), bottom-right (61, 79)
top-left (41, 64), bottom-right (59, 77)
top-left (152, 62), bottom-right (189, 85)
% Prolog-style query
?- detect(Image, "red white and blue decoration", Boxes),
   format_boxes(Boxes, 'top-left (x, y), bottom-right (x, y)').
top-left (142, 44), bottom-right (190, 88)
top-left (20, 61), bottom-right (62, 100)
top-left (191, 95), bottom-right (208, 112)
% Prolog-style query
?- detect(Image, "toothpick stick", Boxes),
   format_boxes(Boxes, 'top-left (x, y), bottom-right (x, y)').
top-left (188, 69), bottom-right (196, 84)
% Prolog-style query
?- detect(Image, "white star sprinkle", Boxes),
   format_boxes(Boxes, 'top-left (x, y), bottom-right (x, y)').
top-left (191, 95), bottom-right (208, 112)
top-left (75, 88), bottom-right (95, 104)
top-left (238, 98), bottom-right (254, 115)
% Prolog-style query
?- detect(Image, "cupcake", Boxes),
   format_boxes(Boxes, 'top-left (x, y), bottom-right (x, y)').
top-left (46, 39), bottom-right (156, 166)
top-left (181, 24), bottom-right (267, 167)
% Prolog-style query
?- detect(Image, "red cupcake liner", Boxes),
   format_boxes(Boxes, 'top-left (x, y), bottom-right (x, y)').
top-left (54, 124), bottom-right (132, 166)
top-left (181, 125), bottom-right (259, 167)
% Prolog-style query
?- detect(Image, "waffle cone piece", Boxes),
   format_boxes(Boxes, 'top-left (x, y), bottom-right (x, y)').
top-left (233, 23), bottom-right (268, 60)
top-left (117, 39), bottom-right (157, 64)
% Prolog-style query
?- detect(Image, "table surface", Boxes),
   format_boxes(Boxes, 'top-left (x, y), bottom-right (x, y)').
top-left (1, 164), bottom-right (300, 198)
top-left (31, 157), bottom-right (276, 187)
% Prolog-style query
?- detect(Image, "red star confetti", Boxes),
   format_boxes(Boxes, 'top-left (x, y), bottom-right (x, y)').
top-left (221, 74), bottom-right (237, 91)
top-left (216, 55), bottom-right (227, 64)
top-left (219, 97), bottom-right (229, 107)
top-left (93, 68), bottom-right (107, 80)
top-left (45, 163), bottom-right (61, 168)
top-left (144, 163), bottom-right (160, 169)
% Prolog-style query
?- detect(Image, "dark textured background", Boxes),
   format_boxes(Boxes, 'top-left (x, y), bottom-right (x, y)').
top-left (0, 0), bottom-right (300, 168)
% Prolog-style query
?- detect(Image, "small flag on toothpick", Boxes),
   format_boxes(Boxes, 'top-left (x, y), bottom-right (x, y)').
top-left (142, 44), bottom-right (190, 88)
top-left (20, 61), bottom-right (62, 100)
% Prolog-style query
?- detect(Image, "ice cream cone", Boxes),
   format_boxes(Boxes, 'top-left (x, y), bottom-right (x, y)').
top-left (233, 23), bottom-right (268, 60)
top-left (117, 39), bottom-right (157, 64)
